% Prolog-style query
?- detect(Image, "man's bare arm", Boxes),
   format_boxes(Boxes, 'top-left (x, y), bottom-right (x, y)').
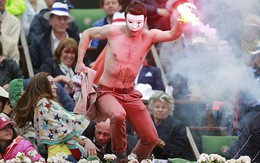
top-left (150, 21), bottom-right (184, 43)
top-left (76, 26), bottom-right (109, 73)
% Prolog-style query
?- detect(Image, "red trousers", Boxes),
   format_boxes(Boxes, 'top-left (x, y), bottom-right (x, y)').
top-left (96, 87), bottom-right (158, 160)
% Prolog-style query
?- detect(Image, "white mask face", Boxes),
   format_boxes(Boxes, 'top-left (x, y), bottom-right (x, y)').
top-left (126, 13), bottom-right (145, 32)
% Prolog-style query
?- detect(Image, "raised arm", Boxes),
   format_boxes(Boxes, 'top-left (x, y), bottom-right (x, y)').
top-left (150, 20), bottom-right (184, 43)
top-left (76, 26), bottom-right (109, 73)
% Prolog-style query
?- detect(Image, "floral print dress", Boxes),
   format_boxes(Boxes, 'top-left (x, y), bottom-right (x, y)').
top-left (34, 98), bottom-right (89, 157)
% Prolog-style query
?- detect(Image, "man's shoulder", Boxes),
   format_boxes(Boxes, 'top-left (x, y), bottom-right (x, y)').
top-left (3, 12), bottom-right (20, 23)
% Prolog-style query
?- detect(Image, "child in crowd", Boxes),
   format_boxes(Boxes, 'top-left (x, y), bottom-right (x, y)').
top-left (0, 116), bottom-right (44, 162)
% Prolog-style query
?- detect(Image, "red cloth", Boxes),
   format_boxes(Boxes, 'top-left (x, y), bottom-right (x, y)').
top-left (74, 67), bottom-right (97, 115)
top-left (70, 149), bottom-right (81, 160)
top-left (92, 46), bottom-right (107, 85)
top-left (212, 101), bottom-right (224, 111)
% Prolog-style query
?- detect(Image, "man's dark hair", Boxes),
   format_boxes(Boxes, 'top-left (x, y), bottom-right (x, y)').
top-left (124, 1), bottom-right (147, 18)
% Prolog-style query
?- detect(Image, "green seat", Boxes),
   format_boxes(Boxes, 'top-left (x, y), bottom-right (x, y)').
top-left (168, 158), bottom-right (196, 163)
top-left (70, 9), bottom-right (105, 33)
top-left (201, 135), bottom-right (238, 156)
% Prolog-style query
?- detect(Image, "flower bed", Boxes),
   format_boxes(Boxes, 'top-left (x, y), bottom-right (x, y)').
top-left (0, 151), bottom-right (251, 163)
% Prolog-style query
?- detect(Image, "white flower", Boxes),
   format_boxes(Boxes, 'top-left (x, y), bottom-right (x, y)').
top-left (128, 153), bottom-right (138, 161)
top-left (27, 149), bottom-right (38, 158)
top-left (78, 158), bottom-right (89, 163)
top-left (226, 159), bottom-right (236, 163)
top-left (47, 152), bottom-right (70, 163)
top-left (209, 153), bottom-right (226, 162)
top-left (128, 158), bottom-right (139, 163)
top-left (35, 158), bottom-right (46, 163)
top-left (104, 154), bottom-right (117, 160)
top-left (237, 155), bottom-right (251, 163)
top-left (140, 159), bottom-right (152, 163)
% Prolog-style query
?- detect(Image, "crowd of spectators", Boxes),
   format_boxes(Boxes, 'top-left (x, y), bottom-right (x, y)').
top-left (0, 0), bottom-right (260, 162)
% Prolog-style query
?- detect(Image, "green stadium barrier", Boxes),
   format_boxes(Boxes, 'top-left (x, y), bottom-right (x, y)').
top-left (201, 135), bottom-right (238, 156)
top-left (70, 9), bottom-right (105, 33)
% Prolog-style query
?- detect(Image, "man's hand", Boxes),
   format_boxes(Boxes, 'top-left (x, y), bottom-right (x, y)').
top-left (84, 138), bottom-right (100, 156)
top-left (75, 62), bottom-right (87, 74)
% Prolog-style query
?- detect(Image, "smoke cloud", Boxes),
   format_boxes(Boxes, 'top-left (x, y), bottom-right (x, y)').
top-left (160, 0), bottom-right (260, 103)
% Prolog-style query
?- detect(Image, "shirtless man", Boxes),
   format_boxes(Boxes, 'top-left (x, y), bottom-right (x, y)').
top-left (76, 1), bottom-right (185, 161)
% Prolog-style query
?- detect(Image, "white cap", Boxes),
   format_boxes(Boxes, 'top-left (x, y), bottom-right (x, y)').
top-left (112, 12), bottom-right (126, 25)
top-left (0, 86), bottom-right (8, 99)
top-left (43, 2), bottom-right (74, 22)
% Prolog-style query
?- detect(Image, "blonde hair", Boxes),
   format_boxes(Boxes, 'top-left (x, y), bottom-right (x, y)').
top-left (148, 92), bottom-right (174, 115)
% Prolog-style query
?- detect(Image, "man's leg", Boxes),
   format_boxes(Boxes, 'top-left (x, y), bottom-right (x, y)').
top-left (124, 91), bottom-right (158, 160)
top-left (96, 94), bottom-right (127, 157)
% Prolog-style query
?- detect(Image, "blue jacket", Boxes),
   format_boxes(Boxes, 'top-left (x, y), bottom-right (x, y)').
top-left (23, 78), bottom-right (75, 112)
top-left (137, 65), bottom-right (165, 91)
top-left (29, 28), bottom-right (79, 74)
top-left (0, 59), bottom-right (23, 87)
top-left (90, 17), bottom-right (108, 48)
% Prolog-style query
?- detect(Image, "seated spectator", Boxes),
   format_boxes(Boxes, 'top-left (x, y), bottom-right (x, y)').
top-left (14, 72), bottom-right (91, 162)
top-left (148, 92), bottom-right (192, 159)
top-left (5, 0), bottom-right (26, 16)
top-left (0, 0), bottom-right (21, 64)
top-left (139, 0), bottom-right (170, 31)
top-left (168, 74), bottom-right (190, 100)
top-left (89, 0), bottom-right (122, 48)
top-left (4, 77), bottom-right (75, 159)
top-left (0, 40), bottom-right (23, 89)
top-left (28, 0), bottom-right (78, 44)
top-left (240, 15), bottom-right (260, 65)
top-left (40, 38), bottom-right (78, 96)
top-left (22, 0), bottom-right (47, 37)
top-left (0, 116), bottom-right (44, 162)
top-left (29, 1), bottom-right (79, 74)
top-left (82, 119), bottom-right (138, 162)
top-left (5, 79), bottom-right (38, 151)
top-left (225, 111), bottom-right (260, 162)
top-left (236, 45), bottom-right (260, 135)
top-left (135, 61), bottom-right (165, 91)
top-left (9, 77), bottom-right (75, 113)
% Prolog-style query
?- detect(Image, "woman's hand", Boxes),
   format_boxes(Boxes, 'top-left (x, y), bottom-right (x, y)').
top-left (157, 138), bottom-right (165, 149)
top-left (83, 138), bottom-right (100, 156)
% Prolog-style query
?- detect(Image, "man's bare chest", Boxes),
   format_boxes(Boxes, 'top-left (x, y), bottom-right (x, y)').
top-left (108, 37), bottom-right (149, 63)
